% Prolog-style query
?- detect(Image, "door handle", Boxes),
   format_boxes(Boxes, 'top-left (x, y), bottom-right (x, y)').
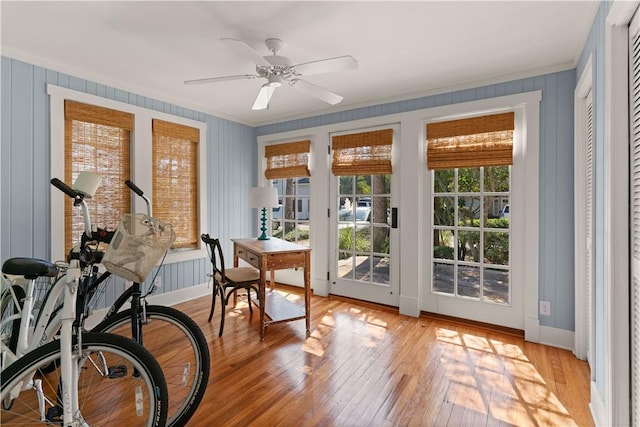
top-left (391, 207), bottom-right (398, 229)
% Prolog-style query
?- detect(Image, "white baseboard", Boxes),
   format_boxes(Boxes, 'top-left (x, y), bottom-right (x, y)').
top-left (538, 325), bottom-right (575, 350)
top-left (84, 282), bottom-right (211, 329)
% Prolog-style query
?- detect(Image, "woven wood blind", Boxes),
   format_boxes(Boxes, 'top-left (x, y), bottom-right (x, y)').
top-left (152, 119), bottom-right (199, 249)
top-left (426, 112), bottom-right (515, 170)
top-left (64, 100), bottom-right (133, 253)
top-left (331, 129), bottom-right (393, 176)
top-left (264, 140), bottom-right (311, 179)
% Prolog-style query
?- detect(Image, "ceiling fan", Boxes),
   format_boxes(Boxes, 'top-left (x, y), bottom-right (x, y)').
top-left (184, 38), bottom-right (358, 110)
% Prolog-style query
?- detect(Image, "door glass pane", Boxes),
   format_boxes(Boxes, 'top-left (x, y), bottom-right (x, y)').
top-left (483, 267), bottom-right (509, 303)
top-left (271, 177), bottom-right (310, 247)
top-left (354, 256), bottom-right (372, 281)
top-left (431, 166), bottom-right (510, 304)
top-left (434, 196), bottom-right (455, 226)
top-left (434, 230), bottom-right (454, 260)
top-left (458, 265), bottom-right (481, 299)
top-left (433, 262), bottom-right (454, 295)
top-left (458, 197), bottom-right (481, 227)
top-left (337, 173), bottom-right (391, 287)
top-left (338, 252), bottom-right (354, 279)
top-left (458, 167), bottom-right (480, 192)
top-left (434, 170), bottom-right (454, 193)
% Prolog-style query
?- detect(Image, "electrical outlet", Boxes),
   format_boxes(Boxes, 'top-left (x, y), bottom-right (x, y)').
top-left (540, 300), bottom-right (551, 316)
top-left (154, 276), bottom-right (162, 288)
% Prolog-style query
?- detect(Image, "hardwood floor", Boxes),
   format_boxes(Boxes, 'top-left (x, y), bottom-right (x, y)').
top-left (174, 286), bottom-right (592, 427)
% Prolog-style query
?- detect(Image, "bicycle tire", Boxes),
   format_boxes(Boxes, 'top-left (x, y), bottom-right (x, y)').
top-left (1, 332), bottom-right (168, 426)
top-left (93, 305), bottom-right (210, 427)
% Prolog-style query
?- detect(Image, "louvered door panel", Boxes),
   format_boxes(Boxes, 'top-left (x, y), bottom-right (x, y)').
top-left (585, 90), bottom-right (593, 364)
top-left (630, 11), bottom-right (640, 426)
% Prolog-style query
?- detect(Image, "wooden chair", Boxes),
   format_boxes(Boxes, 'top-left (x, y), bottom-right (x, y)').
top-left (201, 234), bottom-right (260, 337)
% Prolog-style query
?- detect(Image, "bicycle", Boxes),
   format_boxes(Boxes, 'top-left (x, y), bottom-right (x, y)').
top-left (35, 179), bottom-right (210, 427)
top-left (1, 175), bottom-right (168, 426)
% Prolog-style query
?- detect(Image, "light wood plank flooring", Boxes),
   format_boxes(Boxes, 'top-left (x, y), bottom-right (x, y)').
top-left (175, 286), bottom-right (592, 426)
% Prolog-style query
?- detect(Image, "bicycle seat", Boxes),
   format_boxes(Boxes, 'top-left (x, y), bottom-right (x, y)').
top-left (2, 257), bottom-right (58, 280)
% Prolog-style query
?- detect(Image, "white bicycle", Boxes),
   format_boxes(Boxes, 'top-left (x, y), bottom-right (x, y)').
top-left (0, 176), bottom-right (168, 426)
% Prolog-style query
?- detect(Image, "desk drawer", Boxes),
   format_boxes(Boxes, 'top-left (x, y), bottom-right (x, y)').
top-left (267, 251), bottom-right (306, 270)
top-left (235, 246), bottom-right (260, 269)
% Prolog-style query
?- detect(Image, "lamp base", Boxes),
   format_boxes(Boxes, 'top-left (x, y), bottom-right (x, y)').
top-left (256, 207), bottom-right (270, 240)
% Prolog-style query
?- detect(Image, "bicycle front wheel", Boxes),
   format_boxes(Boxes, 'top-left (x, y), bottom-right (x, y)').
top-left (94, 305), bottom-right (210, 426)
top-left (1, 332), bottom-right (168, 426)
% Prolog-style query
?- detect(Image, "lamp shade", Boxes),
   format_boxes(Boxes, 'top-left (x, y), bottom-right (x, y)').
top-left (250, 187), bottom-right (279, 208)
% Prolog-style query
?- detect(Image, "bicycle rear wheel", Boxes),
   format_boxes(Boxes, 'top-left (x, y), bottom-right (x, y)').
top-left (1, 332), bottom-right (168, 426)
top-left (94, 305), bottom-right (210, 426)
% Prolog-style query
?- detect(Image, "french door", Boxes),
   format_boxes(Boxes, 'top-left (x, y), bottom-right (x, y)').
top-left (328, 128), bottom-right (400, 306)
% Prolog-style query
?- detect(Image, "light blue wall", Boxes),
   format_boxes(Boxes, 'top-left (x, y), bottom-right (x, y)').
top-left (257, 71), bottom-right (577, 332)
top-left (0, 56), bottom-right (257, 308)
top-left (576, 0), bottom-right (609, 407)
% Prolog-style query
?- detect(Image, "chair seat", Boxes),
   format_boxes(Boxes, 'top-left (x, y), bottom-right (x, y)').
top-left (216, 267), bottom-right (260, 284)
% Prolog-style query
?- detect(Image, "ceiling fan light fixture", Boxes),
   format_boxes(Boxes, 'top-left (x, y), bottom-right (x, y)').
top-left (267, 75), bottom-right (283, 88)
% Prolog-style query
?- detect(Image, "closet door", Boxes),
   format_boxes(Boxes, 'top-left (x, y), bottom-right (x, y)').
top-left (630, 10), bottom-right (640, 426)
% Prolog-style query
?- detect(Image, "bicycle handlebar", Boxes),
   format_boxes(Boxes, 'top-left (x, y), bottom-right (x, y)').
top-left (125, 179), bottom-right (144, 197)
top-left (50, 178), bottom-right (80, 200)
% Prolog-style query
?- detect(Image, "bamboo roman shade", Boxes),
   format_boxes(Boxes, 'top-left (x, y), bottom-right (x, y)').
top-left (264, 140), bottom-right (311, 179)
top-left (426, 112), bottom-right (515, 170)
top-left (64, 100), bottom-right (133, 253)
top-left (331, 129), bottom-right (393, 175)
top-left (152, 119), bottom-right (199, 249)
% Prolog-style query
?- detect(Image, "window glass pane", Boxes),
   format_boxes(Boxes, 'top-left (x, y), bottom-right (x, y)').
top-left (458, 231), bottom-right (480, 262)
top-left (458, 197), bottom-right (481, 227)
top-left (458, 167), bottom-right (480, 192)
top-left (433, 262), bottom-right (454, 295)
top-left (434, 169), bottom-right (454, 193)
top-left (484, 231), bottom-right (509, 265)
top-left (434, 230), bottom-right (454, 260)
top-left (484, 165), bottom-right (510, 192)
top-left (434, 196), bottom-right (455, 226)
top-left (458, 265), bottom-right (480, 299)
top-left (483, 267), bottom-right (509, 303)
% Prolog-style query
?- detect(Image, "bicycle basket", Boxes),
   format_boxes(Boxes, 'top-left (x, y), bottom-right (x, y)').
top-left (103, 213), bottom-right (176, 283)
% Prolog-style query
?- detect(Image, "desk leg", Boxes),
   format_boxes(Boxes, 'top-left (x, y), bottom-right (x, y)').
top-left (304, 251), bottom-right (311, 335)
top-left (259, 256), bottom-right (267, 341)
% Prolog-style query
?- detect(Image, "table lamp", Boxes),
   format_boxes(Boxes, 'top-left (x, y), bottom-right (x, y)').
top-left (250, 187), bottom-right (279, 240)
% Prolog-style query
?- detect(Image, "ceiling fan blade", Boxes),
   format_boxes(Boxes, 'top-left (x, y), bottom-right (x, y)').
top-left (221, 38), bottom-right (271, 67)
top-left (291, 79), bottom-right (343, 105)
top-left (252, 84), bottom-right (276, 110)
top-left (184, 74), bottom-right (259, 85)
top-left (293, 56), bottom-right (358, 76)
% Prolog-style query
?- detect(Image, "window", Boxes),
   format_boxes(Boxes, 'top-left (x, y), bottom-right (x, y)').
top-left (265, 140), bottom-right (311, 246)
top-left (152, 119), bottom-right (199, 249)
top-left (428, 112), bottom-right (513, 304)
top-left (64, 100), bottom-right (133, 253)
top-left (49, 85), bottom-right (207, 263)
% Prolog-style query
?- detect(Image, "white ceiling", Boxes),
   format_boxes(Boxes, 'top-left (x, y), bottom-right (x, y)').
top-left (1, 1), bottom-right (599, 127)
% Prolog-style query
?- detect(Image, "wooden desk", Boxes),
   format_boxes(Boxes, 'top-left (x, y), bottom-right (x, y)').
top-left (232, 237), bottom-right (311, 340)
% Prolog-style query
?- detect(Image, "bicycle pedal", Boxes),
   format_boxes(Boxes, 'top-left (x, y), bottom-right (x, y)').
top-left (107, 364), bottom-right (128, 378)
